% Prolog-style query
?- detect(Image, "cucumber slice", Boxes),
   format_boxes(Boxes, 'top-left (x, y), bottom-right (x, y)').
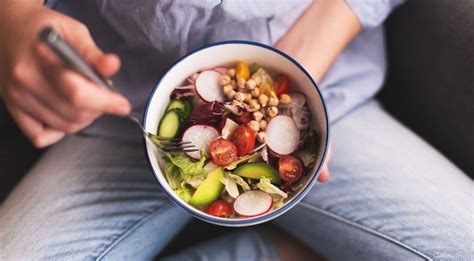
top-left (158, 109), bottom-right (183, 138)
top-left (166, 99), bottom-right (193, 118)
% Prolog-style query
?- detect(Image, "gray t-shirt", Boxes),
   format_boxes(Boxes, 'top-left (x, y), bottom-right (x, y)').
top-left (50, 0), bottom-right (404, 140)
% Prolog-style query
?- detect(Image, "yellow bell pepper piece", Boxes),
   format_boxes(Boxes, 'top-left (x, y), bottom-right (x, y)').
top-left (235, 61), bottom-right (250, 80)
top-left (260, 83), bottom-right (277, 98)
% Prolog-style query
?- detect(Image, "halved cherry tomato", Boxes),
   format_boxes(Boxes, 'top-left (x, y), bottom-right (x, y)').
top-left (274, 73), bottom-right (290, 97)
top-left (232, 125), bottom-right (256, 156)
top-left (209, 138), bottom-right (238, 166)
top-left (278, 155), bottom-right (303, 183)
top-left (232, 111), bottom-right (253, 124)
top-left (206, 200), bottom-right (233, 217)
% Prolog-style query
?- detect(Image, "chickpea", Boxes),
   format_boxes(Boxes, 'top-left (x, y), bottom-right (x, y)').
top-left (268, 96), bottom-right (279, 107)
top-left (223, 84), bottom-right (233, 94)
top-left (267, 106), bottom-right (278, 117)
top-left (234, 92), bottom-right (246, 102)
top-left (253, 111), bottom-right (264, 121)
top-left (244, 93), bottom-right (252, 102)
top-left (258, 94), bottom-right (269, 107)
top-left (219, 74), bottom-right (231, 86)
top-left (248, 100), bottom-right (260, 111)
top-left (246, 79), bottom-right (256, 90)
top-left (226, 68), bottom-right (236, 78)
top-left (280, 93), bottom-right (292, 104)
top-left (259, 120), bottom-right (267, 130)
top-left (251, 87), bottom-right (260, 98)
top-left (237, 78), bottom-right (246, 89)
top-left (248, 120), bottom-right (260, 132)
top-left (230, 80), bottom-right (237, 89)
top-left (257, 132), bottom-right (266, 143)
top-left (226, 90), bottom-right (236, 99)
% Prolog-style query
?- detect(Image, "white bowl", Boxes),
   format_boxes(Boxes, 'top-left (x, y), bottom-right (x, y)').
top-left (144, 41), bottom-right (330, 227)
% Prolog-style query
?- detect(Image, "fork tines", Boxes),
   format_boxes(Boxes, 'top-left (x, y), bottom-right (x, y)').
top-left (148, 134), bottom-right (198, 153)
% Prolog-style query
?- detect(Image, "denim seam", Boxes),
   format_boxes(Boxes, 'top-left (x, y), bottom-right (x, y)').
top-left (95, 204), bottom-right (174, 260)
top-left (297, 201), bottom-right (433, 260)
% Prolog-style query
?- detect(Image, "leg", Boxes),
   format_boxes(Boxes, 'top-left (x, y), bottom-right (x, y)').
top-left (0, 135), bottom-right (192, 260)
top-left (160, 227), bottom-right (282, 261)
top-left (274, 101), bottom-right (473, 260)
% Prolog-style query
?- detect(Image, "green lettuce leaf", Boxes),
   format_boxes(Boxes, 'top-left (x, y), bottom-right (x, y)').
top-left (220, 173), bottom-right (240, 198)
top-left (163, 161), bottom-right (182, 189)
top-left (257, 176), bottom-right (288, 199)
top-left (163, 152), bottom-right (208, 180)
top-left (227, 173), bottom-right (251, 191)
top-left (174, 187), bottom-right (193, 203)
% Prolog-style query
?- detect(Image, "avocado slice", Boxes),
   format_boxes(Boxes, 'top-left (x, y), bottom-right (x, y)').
top-left (234, 163), bottom-right (281, 184)
top-left (189, 167), bottom-right (225, 207)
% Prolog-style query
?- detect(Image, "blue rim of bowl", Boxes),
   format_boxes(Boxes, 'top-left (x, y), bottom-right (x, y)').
top-left (143, 40), bottom-right (330, 226)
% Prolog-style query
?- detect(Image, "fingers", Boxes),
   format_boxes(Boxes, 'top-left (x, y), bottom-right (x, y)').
top-left (35, 43), bottom-right (131, 116)
top-left (6, 103), bottom-right (65, 148)
top-left (61, 22), bottom-right (104, 65)
top-left (7, 84), bottom-right (93, 133)
top-left (52, 69), bottom-right (131, 115)
top-left (317, 165), bottom-right (330, 183)
top-left (94, 53), bottom-right (121, 77)
top-left (13, 62), bottom-right (99, 124)
top-left (59, 22), bottom-right (121, 76)
top-left (317, 143), bottom-right (332, 183)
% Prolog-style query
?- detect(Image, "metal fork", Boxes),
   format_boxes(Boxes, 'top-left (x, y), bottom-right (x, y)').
top-left (39, 27), bottom-right (197, 153)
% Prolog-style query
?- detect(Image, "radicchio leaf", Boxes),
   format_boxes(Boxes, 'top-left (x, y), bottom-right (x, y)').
top-left (170, 84), bottom-right (195, 100)
top-left (190, 101), bottom-right (228, 124)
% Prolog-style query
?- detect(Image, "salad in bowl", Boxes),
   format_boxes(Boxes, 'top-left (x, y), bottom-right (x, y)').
top-left (144, 41), bottom-right (329, 226)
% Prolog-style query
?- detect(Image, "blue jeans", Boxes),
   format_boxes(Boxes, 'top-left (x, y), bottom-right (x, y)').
top-left (1, 101), bottom-right (472, 260)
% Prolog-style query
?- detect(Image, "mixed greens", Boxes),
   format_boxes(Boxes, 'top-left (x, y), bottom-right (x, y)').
top-left (157, 62), bottom-right (318, 218)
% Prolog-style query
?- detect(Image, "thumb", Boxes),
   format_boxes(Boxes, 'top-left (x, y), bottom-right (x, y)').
top-left (64, 24), bottom-right (122, 80)
top-left (63, 23), bottom-right (104, 65)
top-left (317, 143), bottom-right (332, 183)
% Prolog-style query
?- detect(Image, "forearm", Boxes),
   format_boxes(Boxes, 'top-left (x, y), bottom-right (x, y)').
top-left (275, 0), bottom-right (361, 83)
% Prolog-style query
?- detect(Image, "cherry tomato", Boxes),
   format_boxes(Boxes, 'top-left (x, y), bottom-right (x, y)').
top-left (232, 125), bottom-right (256, 156)
top-left (206, 200), bottom-right (233, 217)
top-left (232, 111), bottom-right (253, 124)
top-left (209, 138), bottom-right (238, 166)
top-left (278, 155), bottom-right (303, 183)
top-left (274, 73), bottom-right (290, 96)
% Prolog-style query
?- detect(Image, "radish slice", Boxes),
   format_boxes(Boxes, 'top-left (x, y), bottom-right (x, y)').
top-left (234, 190), bottom-right (273, 217)
top-left (266, 115), bottom-right (300, 155)
top-left (212, 66), bottom-right (228, 74)
top-left (195, 70), bottom-right (225, 102)
top-left (187, 72), bottom-right (199, 84)
top-left (182, 124), bottom-right (219, 159)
